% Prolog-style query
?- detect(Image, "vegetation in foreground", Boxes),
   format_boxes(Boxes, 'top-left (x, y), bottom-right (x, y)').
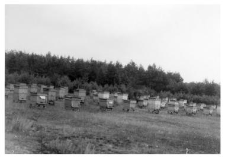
top-left (5, 95), bottom-right (220, 154)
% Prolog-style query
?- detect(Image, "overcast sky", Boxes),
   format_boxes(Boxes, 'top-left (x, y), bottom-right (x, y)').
top-left (5, 4), bottom-right (220, 83)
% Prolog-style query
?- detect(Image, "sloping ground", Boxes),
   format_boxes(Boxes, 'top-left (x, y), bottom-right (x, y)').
top-left (5, 96), bottom-right (220, 154)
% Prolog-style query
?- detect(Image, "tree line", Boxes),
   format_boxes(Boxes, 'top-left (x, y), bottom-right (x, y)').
top-left (5, 50), bottom-right (220, 105)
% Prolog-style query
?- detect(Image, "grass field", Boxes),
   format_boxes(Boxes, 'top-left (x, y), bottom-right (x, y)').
top-left (5, 94), bottom-right (220, 154)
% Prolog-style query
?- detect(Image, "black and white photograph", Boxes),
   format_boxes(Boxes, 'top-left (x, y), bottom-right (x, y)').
top-left (3, 0), bottom-right (222, 154)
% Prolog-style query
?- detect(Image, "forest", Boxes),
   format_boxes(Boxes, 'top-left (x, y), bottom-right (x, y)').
top-left (5, 50), bottom-right (220, 105)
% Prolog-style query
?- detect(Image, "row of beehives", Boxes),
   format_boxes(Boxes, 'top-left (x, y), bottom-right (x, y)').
top-left (5, 84), bottom-right (220, 115)
top-left (90, 91), bottom-right (220, 116)
top-left (90, 91), bottom-right (163, 112)
top-left (90, 91), bottom-right (128, 111)
top-left (165, 98), bottom-right (219, 116)
top-left (5, 83), bottom-right (87, 110)
top-left (5, 83), bottom-right (69, 103)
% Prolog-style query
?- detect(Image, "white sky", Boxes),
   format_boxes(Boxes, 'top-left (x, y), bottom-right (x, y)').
top-left (5, 4), bottom-right (220, 83)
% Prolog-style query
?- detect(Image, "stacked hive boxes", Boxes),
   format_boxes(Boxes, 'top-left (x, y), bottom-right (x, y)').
top-left (9, 84), bottom-right (14, 93)
top-left (74, 89), bottom-right (86, 103)
top-left (148, 97), bottom-right (161, 112)
top-left (98, 91), bottom-right (110, 99)
top-left (56, 87), bottom-right (65, 99)
top-left (64, 95), bottom-right (81, 111)
top-left (123, 100), bottom-right (136, 111)
top-left (30, 84), bottom-right (38, 94)
top-left (167, 99), bottom-right (179, 114)
top-left (13, 83), bottom-right (28, 102)
top-left (185, 103), bottom-right (197, 115)
top-left (116, 93), bottom-right (128, 104)
top-left (48, 89), bottom-right (57, 105)
top-left (64, 87), bottom-right (68, 96)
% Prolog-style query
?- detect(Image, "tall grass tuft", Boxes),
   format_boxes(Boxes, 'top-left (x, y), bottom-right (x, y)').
top-left (45, 138), bottom-right (95, 154)
top-left (10, 117), bottom-right (34, 133)
top-left (84, 143), bottom-right (95, 154)
top-left (47, 138), bottom-right (75, 154)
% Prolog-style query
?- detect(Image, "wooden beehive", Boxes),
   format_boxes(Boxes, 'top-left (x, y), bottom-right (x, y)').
top-left (30, 93), bottom-right (48, 105)
top-left (169, 98), bottom-right (177, 102)
top-left (74, 89), bottom-right (86, 103)
top-left (160, 98), bottom-right (168, 108)
top-left (64, 87), bottom-right (68, 96)
top-left (108, 99), bottom-right (114, 107)
top-left (178, 99), bottom-right (185, 107)
top-left (148, 98), bottom-right (161, 111)
top-left (162, 97), bottom-right (169, 103)
top-left (143, 99), bottom-right (148, 107)
top-left (130, 100), bottom-right (137, 109)
top-left (64, 96), bottom-right (81, 110)
top-left (185, 105), bottom-right (196, 114)
top-left (203, 106), bottom-right (214, 115)
top-left (116, 92), bottom-right (123, 104)
top-left (122, 93), bottom-right (128, 100)
top-left (174, 102), bottom-right (179, 112)
top-left (137, 99), bottom-right (144, 108)
top-left (30, 84), bottom-right (38, 94)
top-left (48, 89), bottom-right (57, 102)
top-left (9, 84), bottom-right (14, 92)
top-left (199, 103), bottom-right (206, 110)
top-left (123, 100), bottom-right (136, 111)
top-left (123, 100), bottom-right (130, 111)
top-left (160, 102), bottom-right (166, 108)
top-left (167, 101), bottom-right (179, 113)
top-left (99, 98), bottom-right (113, 110)
top-left (56, 88), bottom-right (65, 99)
top-left (13, 84), bottom-right (28, 102)
top-left (98, 91), bottom-right (109, 99)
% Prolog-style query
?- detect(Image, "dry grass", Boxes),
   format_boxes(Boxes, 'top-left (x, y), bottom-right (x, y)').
top-left (44, 138), bottom-right (95, 154)
top-left (10, 117), bottom-right (35, 133)
top-left (5, 96), bottom-right (220, 154)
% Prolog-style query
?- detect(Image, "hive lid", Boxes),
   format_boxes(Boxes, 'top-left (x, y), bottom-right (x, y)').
top-left (65, 95), bottom-right (80, 99)
top-left (99, 98), bottom-right (108, 100)
top-left (37, 93), bottom-right (47, 96)
top-left (39, 96), bottom-right (46, 100)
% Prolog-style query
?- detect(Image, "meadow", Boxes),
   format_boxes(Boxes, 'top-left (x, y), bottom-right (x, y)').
top-left (5, 94), bottom-right (220, 154)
